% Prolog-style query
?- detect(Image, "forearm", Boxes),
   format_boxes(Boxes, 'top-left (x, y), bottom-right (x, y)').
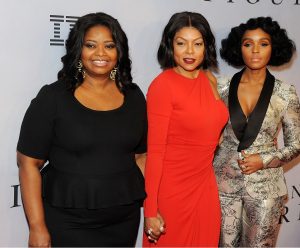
top-left (261, 85), bottom-right (300, 168)
top-left (144, 150), bottom-right (165, 217)
top-left (19, 165), bottom-right (46, 229)
top-left (260, 145), bottom-right (300, 168)
top-left (17, 152), bottom-right (47, 230)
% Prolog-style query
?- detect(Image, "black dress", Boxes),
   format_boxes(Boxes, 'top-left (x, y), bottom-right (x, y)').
top-left (17, 81), bottom-right (147, 247)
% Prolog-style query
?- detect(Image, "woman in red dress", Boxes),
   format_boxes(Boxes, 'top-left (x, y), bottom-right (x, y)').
top-left (143, 11), bottom-right (228, 247)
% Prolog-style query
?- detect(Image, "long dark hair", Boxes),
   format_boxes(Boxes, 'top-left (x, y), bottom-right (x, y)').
top-left (157, 11), bottom-right (217, 70)
top-left (57, 12), bottom-right (134, 91)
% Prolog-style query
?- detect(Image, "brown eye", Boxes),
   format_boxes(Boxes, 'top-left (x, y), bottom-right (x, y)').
top-left (105, 43), bottom-right (116, 49)
top-left (177, 42), bottom-right (184, 46)
top-left (243, 43), bottom-right (251, 48)
top-left (84, 43), bottom-right (95, 48)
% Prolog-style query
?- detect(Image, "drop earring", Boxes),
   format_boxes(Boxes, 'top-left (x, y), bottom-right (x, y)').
top-left (76, 60), bottom-right (86, 79)
top-left (110, 67), bottom-right (118, 81)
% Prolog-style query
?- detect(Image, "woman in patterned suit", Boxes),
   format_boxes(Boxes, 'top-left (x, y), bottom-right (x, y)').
top-left (214, 16), bottom-right (300, 247)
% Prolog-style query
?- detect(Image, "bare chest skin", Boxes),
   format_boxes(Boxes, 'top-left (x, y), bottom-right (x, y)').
top-left (237, 80), bottom-right (264, 118)
top-left (74, 81), bottom-right (124, 111)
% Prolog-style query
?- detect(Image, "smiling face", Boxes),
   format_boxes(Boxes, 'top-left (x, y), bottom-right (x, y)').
top-left (173, 27), bottom-right (205, 78)
top-left (241, 28), bottom-right (272, 71)
top-left (81, 25), bottom-right (118, 79)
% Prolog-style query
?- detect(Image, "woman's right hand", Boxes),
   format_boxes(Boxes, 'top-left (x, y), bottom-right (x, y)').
top-left (28, 225), bottom-right (51, 247)
top-left (144, 212), bottom-right (165, 243)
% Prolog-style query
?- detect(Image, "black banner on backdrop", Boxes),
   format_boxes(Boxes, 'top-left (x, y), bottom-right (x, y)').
top-left (11, 184), bottom-right (21, 208)
top-left (203, 0), bottom-right (299, 5)
top-left (50, 15), bottom-right (79, 46)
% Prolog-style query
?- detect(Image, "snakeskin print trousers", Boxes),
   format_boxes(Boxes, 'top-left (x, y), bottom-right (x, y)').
top-left (219, 187), bottom-right (285, 247)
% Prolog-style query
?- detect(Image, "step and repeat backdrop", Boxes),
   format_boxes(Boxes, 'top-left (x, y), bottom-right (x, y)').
top-left (0, 0), bottom-right (299, 246)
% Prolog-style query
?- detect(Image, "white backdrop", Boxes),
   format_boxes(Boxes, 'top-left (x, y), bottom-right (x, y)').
top-left (0, 0), bottom-right (299, 246)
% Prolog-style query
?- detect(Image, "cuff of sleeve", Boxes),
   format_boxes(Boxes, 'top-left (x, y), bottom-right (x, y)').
top-left (259, 152), bottom-right (281, 169)
top-left (259, 153), bottom-right (274, 168)
top-left (143, 198), bottom-right (158, 217)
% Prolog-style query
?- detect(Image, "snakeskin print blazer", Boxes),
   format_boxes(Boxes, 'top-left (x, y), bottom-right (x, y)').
top-left (214, 69), bottom-right (300, 199)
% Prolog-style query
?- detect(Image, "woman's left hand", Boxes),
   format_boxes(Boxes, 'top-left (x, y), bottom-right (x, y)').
top-left (237, 150), bottom-right (263, 175)
top-left (144, 212), bottom-right (165, 243)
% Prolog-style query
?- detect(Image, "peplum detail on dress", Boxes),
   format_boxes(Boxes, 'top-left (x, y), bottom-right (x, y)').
top-left (42, 165), bottom-right (146, 209)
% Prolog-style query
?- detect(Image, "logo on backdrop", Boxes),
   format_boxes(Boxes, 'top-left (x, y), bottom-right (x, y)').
top-left (279, 185), bottom-right (300, 224)
top-left (202, 0), bottom-right (299, 5)
top-left (11, 184), bottom-right (21, 208)
top-left (50, 15), bottom-right (79, 46)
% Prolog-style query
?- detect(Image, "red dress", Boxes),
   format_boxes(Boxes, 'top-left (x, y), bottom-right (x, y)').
top-left (143, 69), bottom-right (228, 247)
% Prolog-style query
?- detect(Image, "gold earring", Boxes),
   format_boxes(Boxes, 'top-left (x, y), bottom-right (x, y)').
top-left (76, 60), bottom-right (85, 79)
top-left (110, 67), bottom-right (118, 81)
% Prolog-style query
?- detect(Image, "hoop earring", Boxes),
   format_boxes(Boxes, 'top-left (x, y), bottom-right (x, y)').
top-left (110, 67), bottom-right (118, 81)
top-left (76, 60), bottom-right (86, 79)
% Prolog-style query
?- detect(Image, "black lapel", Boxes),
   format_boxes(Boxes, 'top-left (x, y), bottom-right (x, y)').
top-left (229, 69), bottom-right (247, 142)
top-left (229, 69), bottom-right (275, 151)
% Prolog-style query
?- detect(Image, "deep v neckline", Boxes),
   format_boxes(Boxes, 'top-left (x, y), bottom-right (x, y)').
top-left (229, 68), bottom-right (275, 151)
top-left (237, 71), bottom-right (267, 121)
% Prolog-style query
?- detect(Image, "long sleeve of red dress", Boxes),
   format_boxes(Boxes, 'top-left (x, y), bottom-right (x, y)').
top-left (144, 77), bottom-right (172, 217)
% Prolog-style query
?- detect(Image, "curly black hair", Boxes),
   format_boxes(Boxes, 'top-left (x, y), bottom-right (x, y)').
top-left (220, 16), bottom-right (296, 67)
top-left (157, 11), bottom-right (217, 70)
top-left (57, 12), bottom-right (134, 91)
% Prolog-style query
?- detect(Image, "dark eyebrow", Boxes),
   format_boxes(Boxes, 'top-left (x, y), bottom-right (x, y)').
top-left (242, 37), bottom-right (271, 42)
top-left (174, 36), bottom-right (203, 41)
top-left (84, 39), bottom-right (115, 43)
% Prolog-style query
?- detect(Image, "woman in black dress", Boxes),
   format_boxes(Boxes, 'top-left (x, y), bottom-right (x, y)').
top-left (17, 12), bottom-right (147, 247)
